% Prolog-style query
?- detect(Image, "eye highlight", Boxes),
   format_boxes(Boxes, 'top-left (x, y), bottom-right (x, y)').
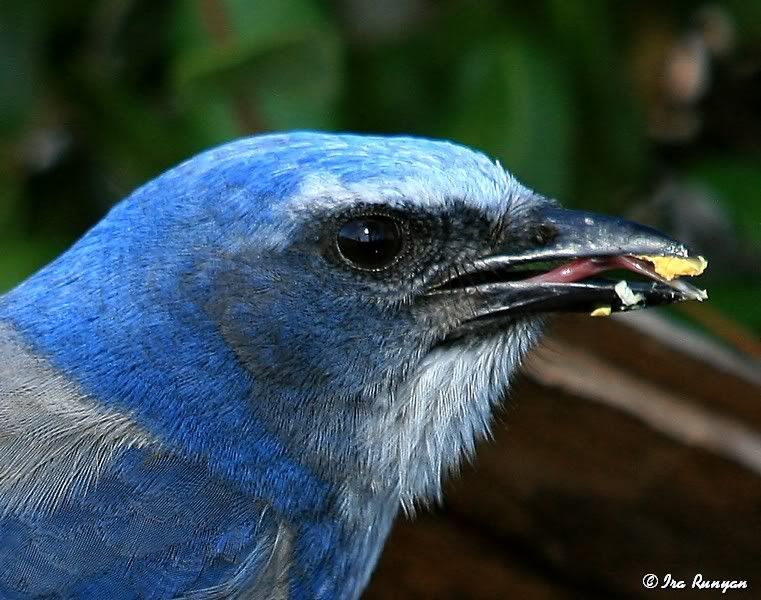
top-left (336, 216), bottom-right (404, 271)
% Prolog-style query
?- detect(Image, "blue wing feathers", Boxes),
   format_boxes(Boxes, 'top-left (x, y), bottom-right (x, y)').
top-left (0, 449), bottom-right (277, 599)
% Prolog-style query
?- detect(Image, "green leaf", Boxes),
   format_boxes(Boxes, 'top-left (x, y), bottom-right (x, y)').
top-left (447, 37), bottom-right (575, 199)
top-left (172, 0), bottom-right (341, 134)
top-left (685, 159), bottom-right (761, 246)
top-left (0, 2), bottom-right (44, 135)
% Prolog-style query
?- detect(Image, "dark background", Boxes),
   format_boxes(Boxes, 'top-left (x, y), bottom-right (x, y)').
top-left (1, 1), bottom-right (759, 598)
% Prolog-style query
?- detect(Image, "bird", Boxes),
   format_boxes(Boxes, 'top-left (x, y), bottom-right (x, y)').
top-left (0, 132), bottom-right (706, 599)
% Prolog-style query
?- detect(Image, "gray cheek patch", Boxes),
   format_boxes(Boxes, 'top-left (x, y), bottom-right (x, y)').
top-left (0, 322), bottom-right (159, 518)
top-left (362, 316), bottom-right (543, 509)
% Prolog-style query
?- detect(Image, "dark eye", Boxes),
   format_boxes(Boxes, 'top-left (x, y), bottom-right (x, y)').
top-left (336, 216), bottom-right (404, 270)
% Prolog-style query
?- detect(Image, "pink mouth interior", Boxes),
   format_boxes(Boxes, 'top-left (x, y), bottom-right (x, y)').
top-left (525, 255), bottom-right (668, 285)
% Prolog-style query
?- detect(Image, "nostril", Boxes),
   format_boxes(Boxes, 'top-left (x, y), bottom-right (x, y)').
top-left (533, 223), bottom-right (559, 246)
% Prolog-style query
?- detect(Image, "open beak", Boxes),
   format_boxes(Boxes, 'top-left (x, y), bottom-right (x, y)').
top-left (426, 206), bottom-right (708, 333)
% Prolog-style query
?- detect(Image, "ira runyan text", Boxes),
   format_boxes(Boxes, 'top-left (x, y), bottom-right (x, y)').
top-left (662, 573), bottom-right (748, 594)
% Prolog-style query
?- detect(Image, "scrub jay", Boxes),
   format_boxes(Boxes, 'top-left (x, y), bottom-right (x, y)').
top-left (0, 132), bottom-right (705, 599)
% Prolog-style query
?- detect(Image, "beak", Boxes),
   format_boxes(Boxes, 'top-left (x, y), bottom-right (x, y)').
top-left (426, 206), bottom-right (708, 334)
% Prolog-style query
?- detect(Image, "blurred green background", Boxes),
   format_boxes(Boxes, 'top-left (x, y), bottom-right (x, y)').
top-left (1, 0), bottom-right (759, 337)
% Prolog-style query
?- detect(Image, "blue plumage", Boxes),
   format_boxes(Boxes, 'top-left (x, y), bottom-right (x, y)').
top-left (0, 449), bottom-right (271, 598)
top-left (1, 131), bottom-right (689, 598)
top-left (1, 132), bottom-right (526, 598)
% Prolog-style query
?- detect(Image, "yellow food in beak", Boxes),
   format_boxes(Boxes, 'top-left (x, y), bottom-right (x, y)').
top-left (636, 255), bottom-right (708, 281)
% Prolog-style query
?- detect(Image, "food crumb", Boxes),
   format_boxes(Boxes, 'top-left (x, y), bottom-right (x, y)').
top-left (636, 255), bottom-right (708, 281)
top-left (615, 280), bottom-right (645, 306)
top-left (590, 306), bottom-right (612, 317)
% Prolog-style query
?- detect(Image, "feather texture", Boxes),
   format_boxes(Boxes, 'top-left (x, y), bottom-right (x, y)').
top-left (0, 132), bottom-right (543, 598)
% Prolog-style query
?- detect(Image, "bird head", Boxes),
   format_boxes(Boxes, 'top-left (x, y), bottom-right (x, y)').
top-left (1, 132), bottom-right (706, 509)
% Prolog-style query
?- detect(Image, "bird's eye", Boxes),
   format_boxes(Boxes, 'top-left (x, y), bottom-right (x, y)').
top-left (336, 216), bottom-right (404, 270)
